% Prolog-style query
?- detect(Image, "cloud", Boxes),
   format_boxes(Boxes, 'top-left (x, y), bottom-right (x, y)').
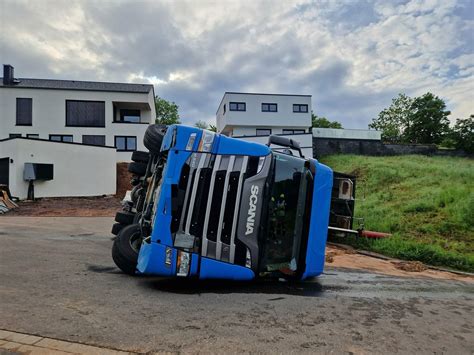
top-left (1, 0), bottom-right (472, 128)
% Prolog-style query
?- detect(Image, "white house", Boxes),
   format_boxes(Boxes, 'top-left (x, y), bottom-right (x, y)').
top-left (0, 64), bottom-right (156, 199)
top-left (0, 64), bottom-right (155, 162)
top-left (216, 92), bottom-right (314, 157)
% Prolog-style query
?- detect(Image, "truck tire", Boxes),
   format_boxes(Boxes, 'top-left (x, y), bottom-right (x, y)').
top-left (112, 224), bottom-right (142, 275)
top-left (131, 150), bottom-right (150, 164)
top-left (115, 211), bottom-right (135, 225)
top-left (111, 222), bottom-right (125, 236)
top-left (130, 185), bottom-right (142, 204)
top-left (128, 162), bottom-right (147, 176)
top-left (133, 212), bottom-right (143, 224)
top-left (144, 124), bottom-right (167, 154)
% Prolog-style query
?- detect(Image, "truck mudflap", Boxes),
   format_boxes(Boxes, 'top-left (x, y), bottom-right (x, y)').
top-left (301, 161), bottom-right (333, 279)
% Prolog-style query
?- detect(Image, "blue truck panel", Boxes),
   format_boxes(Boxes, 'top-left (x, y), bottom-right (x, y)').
top-left (137, 242), bottom-right (177, 276)
top-left (199, 257), bottom-right (255, 280)
top-left (301, 161), bottom-right (333, 279)
top-left (215, 134), bottom-right (271, 156)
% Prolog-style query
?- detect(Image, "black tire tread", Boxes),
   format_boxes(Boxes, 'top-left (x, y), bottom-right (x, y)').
top-left (128, 162), bottom-right (147, 176)
top-left (111, 223), bottom-right (125, 235)
top-left (144, 124), bottom-right (167, 154)
top-left (111, 224), bottom-right (141, 275)
top-left (115, 211), bottom-right (135, 225)
top-left (131, 150), bottom-right (150, 163)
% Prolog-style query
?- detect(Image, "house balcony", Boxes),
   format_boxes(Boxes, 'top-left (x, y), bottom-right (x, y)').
top-left (112, 101), bottom-right (153, 124)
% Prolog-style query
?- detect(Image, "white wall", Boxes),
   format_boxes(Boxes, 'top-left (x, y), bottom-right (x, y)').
top-left (0, 139), bottom-right (117, 199)
top-left (232, 126), bottom-right (308, 136)
top-left (233, 133), bottom-right (314, 158)
top-left (312, 128), bottom-right (382, 140)
top-left (0, 87), bottom-right (155, 161)
top-left (216, 93), bottom-right (311, 134)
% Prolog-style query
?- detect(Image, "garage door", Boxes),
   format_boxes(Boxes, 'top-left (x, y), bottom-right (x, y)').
top-left (0, 158), bottom-right (9, 186)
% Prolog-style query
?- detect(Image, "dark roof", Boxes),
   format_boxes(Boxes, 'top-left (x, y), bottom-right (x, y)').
top-left (224, 91), bottom-right (311, 97)
top-left (0, 77), bottom-right (153, 93)
top-left (0, 136), bottom-right (116, 149)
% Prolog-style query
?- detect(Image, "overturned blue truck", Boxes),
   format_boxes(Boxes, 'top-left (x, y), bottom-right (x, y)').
top-left (111, 124), bottom-right (336, 280)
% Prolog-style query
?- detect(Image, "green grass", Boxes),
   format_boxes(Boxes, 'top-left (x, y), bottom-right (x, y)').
top-left (320, 155), bottom-right (474, 272)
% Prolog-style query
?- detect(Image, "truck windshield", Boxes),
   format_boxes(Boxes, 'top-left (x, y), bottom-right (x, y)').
top-left (261, 152), bottom-right (313, 276)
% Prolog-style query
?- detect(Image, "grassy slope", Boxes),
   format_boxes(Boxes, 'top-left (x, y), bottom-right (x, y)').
top-left (320, 155), bottom-right (474, 272)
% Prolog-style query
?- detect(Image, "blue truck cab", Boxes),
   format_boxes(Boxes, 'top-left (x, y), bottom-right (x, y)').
top-left (113, 124), bottom-right (333, 281)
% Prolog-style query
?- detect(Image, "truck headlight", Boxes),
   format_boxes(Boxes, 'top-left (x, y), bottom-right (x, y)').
top-left (177, 251), bottom-right (191, 277)
top-left (198, 131), bottom-right (215, 152)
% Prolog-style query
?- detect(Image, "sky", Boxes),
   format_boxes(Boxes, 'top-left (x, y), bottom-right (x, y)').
top-left (0, 0), bottom-right (473, 128)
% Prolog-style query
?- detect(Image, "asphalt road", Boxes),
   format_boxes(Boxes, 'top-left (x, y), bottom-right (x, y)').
top-left (1, 217), bottom-right (473, 354)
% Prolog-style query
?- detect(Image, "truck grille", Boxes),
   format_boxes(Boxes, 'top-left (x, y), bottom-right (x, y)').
top-left (177, 153), bottom-right (248, 263)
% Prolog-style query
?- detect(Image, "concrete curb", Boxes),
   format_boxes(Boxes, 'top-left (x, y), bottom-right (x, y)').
top-left (0, 329), bottom-right (135, 354)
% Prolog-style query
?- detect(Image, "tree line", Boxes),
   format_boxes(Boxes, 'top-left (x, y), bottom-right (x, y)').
top-left (369, 92), bottom-right (472, 153)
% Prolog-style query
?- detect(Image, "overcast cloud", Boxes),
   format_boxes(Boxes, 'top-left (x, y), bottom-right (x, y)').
top-left (1, 0), bottom-right (473, 127)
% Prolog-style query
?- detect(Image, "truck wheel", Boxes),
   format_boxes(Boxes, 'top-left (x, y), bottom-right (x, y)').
top-left (130, 185), bottom-right (142, 204)
top-left (115, 211), bottom-right (135, 225)
top-left (128, 162), bottom-right (147, 176)
top-left (133, 212), bottom-right (142, 224)
top-left (112, 224), bottom-right (142, 275)
top-left (131, 150), bottom-right (150, 164)
top-left (144, 124), bottom-right (167, 154)
top-left (111, 222), bottom-right (125, 236)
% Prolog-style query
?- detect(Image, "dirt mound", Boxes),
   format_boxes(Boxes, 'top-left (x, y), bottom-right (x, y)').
top-left (392, 261), bottom-right (427, 272)
top-left (116, 162), bottom-right (133, 199)
top-left (326, 245), bottom-right (472, 282)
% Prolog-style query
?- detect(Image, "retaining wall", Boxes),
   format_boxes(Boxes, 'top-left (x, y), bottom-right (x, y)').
top-left (313, 138), bottom-right (470, 158)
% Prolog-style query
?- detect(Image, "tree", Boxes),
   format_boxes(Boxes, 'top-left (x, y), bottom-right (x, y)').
top-left (155, 96), bottom-right (180, 125)
top-left (194, 121), bottom-right (218, 132)
top-left (404, 93), bottom-right (450, 144)
top-left (451, 115), bottom-right (474, 153)
top-left (369, 93), bottom-right (413, 143)
top-left (194, 120), bottom-right (208, 129)
top-left (311, 112), bottom-right (343, 129)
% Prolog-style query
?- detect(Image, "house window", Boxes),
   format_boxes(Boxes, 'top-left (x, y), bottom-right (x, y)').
top-left (223, 104), bottom-right (226, 114)
top-left (262, 103), bottom-right (277, 112)
top-left (115, 136), bottom-right (137, 151)
top-left (66, 100), bottom-right (105, 127)
top-left (26, 134), bottom-right (39, 139)
top-left (82, 135), bottom-right (106, 146)
top-left (118, 109), bottom-right (141, 123)
top-left (9, 133), bottom-right (21, 138)
top-left (256, 128), bottom-right (272, 136)
top-left (16, 98), bottom-right (32, 126)
top-left (49, 135), bottom-right (73, 143)
top-left (293, 104), bottom-right (308, 113)
top-left (229, 102), bottom-right (246, 111)
top-left (282, 129), bottom-right (306, 135)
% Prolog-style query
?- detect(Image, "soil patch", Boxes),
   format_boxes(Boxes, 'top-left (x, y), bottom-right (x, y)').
top-left (3, 196), bottom-right (121, 217)
top-left (326, 245), bottom-right (473, 282)
top-left (116, 162), bottom-right (133, 199)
